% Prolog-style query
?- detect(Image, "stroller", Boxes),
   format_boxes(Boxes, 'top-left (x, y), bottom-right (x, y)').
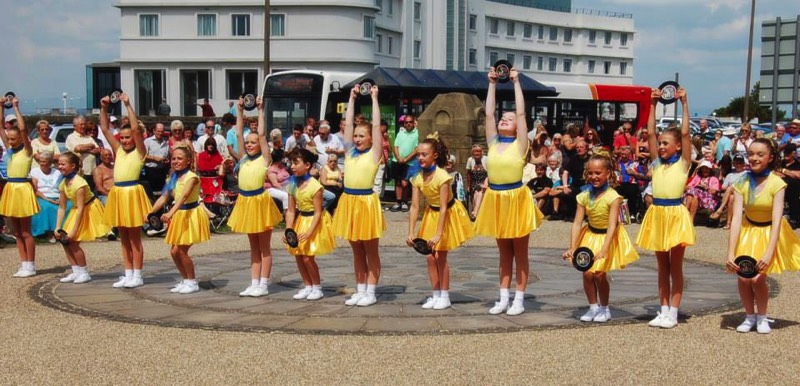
top-left (199, 173), bottom-right (237, 231)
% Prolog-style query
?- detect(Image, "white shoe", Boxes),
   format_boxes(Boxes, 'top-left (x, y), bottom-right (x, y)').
top-left (736, 316), bottom-right (756, 333)
top-left (146, 228), bottom-right (166, 237)
top-left (293, 287), bottom-right (312, 300)
top-left (124, 277), bottom-right (144, 288)
top-left (489, 301), bottom-right (509, 315)
top-left (580, 307), bottom-right (599, 322)
top-left (506, 302), bottom-right (525, 316)
top-left (178, 281), bottom-right (200, 294)
top-left (433, 297), bottom-right (451, 310)
top-left (344, 292), bottom-right (364, 306)
top-left (659, 314), bottom-right (678, 329)
top-left (170, 281), bottom-right (185, 293)
top-left (73, 272), bottom-right (92, 284)
top-left (421, 297), bottom-right (437, 309)
top-left (12, 268), bottom-right (36, 278)
top-left (248, 284), bottom-right (269, 297)
top-left (239, 286), bottom-right (255, 297)
top-left (112, 276), bottom-right (129, 288)
top-left (356, 293), bottom-right (377, 307)
top-left (756, 316), bottom-right (772, 334)
top-left (59, 273), bottom-right (77, 283)
top-left (593, 309), bottom-right (611, 323)
top-left (306, 289), bottom-right (324, 300)
top-left (648, 313), bottom-right (665, 327)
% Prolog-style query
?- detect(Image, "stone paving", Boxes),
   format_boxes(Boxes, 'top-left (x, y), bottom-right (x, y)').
top-left (30, 246), bottom-right (745, 335)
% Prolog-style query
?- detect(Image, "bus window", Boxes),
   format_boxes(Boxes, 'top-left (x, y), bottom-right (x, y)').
top-left (620, 102), bottom-right (638, 121)
top-left (599, 102), bottom-right (616, 121)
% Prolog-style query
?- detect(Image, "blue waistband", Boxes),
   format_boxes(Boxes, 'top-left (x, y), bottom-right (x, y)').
top-left (180, 201), bottom-right (200, 210)
top-left (114, 180), bottom-right (139, 187)
top-left (239, 187), bottom-right (265, 197)
top-left (489, 181), bottom-right (523, 191)
top-left (344, 187), bottom-right (374, 195)
top-left (6, 178), bottom-right (29, 183)
top-left (652, 198), bottom-right (682, 206)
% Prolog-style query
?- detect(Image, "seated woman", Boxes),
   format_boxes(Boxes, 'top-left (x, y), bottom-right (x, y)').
top-left (683, 160), bottom-right (721, 222)
top-left (266, 148), bottom-right (290, 211)
top-left (319, 153), bottom-right (343, 212)
top-left (30, 152), bottom-right (71, 242)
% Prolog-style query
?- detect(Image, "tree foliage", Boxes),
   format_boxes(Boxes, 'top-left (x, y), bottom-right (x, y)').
top-left (713, 82), bottom-right (786, 122)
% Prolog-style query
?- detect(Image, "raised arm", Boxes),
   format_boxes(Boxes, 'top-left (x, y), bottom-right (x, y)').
top-left (123, 94), bottom-right (146, 157)
top-left (343, 85), bottom-right (359, 144)
top-left (484, 68), bottom-right (499, 141)
top-left (511, 69), bottom-right (528, 155)
top-left (370, 86), bottom-right (382, 162)
top-left (14, 98), bottom-right (32, 154)
top-left (256, 97), bottom-right (272, 166)
top-left (0, 104), bottom-right (7, 149)
top-left (235, 98), bottom-right (246, 160)
top-left (99, 96), bottom-right (120, 153)
top-left (647, 89), bottom-right (659, 162)
top-left (678, 88), bottom-right (692, 165)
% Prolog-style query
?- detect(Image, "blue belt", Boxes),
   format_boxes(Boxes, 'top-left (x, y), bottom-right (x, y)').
top-left (180, 201), bottom-right (200, 210)
top-left (489, 181), bottom-right (523, 191)
top-left (6, 178), bottom-right (29, 183)
top-left (652, 198), bottom-right (682, 206)
top-left (239, 187), bottom-right (265, 197)
top-left (114, 181), bottom-right (139, 187)
top-left (344, 187), bottom-right (373, 195)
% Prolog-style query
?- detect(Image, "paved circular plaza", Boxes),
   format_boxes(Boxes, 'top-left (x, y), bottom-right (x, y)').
top-left (30, 246), bottom-right (746, 335)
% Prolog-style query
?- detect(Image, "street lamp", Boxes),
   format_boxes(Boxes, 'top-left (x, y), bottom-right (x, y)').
top-left (62, 92), bottom-right (68, 114)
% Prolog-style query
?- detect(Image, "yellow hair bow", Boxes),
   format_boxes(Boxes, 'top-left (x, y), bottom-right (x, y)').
top-left (426, 131), bottom-right (440, 140)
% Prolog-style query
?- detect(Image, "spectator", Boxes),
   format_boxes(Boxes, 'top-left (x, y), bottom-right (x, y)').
top-left (198, 98), bottom-right (215, 117)
top-left (636, 127), bottom-right (651, 160)
top-left (374, 120), bottom-right (391, 196)
top-left (169, 120), bottom-right (188, 151)
top-left (320, 154), bottom-right (343, 211)
top-left (269, 128), bottom-right (283, 151)
top-left (228, 101), bottom-right (236, 116)
top-left (548, 133), bottom-right (563, 165)
top-left (529, 130), bottom-right (549, 165)
top-left (465, 144), bottom-right (488, 220)
top-left (697, 119), bottom-right (711, 137)
top-left (546, 154), bottom-right (567, 218)
top-left (732, 123), bottom-right (753, 161)
top-left (710, 154), bottom-right (747, 228)
top-left (195, 118), bottom-right (229, 159)
top-left (782, 119), bottom-right (800, 156)
top-left (683, 160), bottom-right (720, 223)
top-left (714, 128), bottom-right (733, 163)
top-left (219, 113), bottom-right (238, 160)
top-left (526, 163), bottom-right (552, 211)
top-left (522, 147), bottom-right (537, 186)
top-left (156, 99), bottom-right (171, 116)
top-left (689, 135), bottom-right (705, 175)
top-left (228, 116), bottom-right (254, 157)
top-left (584, 128), bottom-right (602, 153)
top-left (284, 124), bottom-right (310, 152)
top-left (390, 114), bottom-right (419, 212)
top-left (266, 148), bottom-right (290, 211)
top-left (613, 121), bottom-right (638, 158)
top-left (92, 149), bottom-right (114, 205)
top-left (313, 120), bottom-right (344, 171)
top-left (446, 154), bottom-right (467, 206)
top-left (557, 140), bottom-right (590, 220)
top-left (30, 120), bottom-right (59, 169)
top-left (143, 122), bottom-right (170, 196)
top-left (616, 146), bottom-right (646, 222)
top-left (65, 116), bottom-right (100, 192)
top-left (560, 123), bottom-right (580, 166)
top-left (30, 152), bottom-right (68, 242)
top-left (770, 124), bottom-right (787, 151)
top-left (197, 138), bottom-right (224, 178)
top-left (777, 143), bottom-right (800, 229)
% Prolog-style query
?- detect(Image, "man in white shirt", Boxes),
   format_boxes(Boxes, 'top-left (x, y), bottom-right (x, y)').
top-left (312, 120), bottom-right (344, 170)
top-left (284, 124), bottom-right (311, 152)
top-left (194, 118), bottom-right (229, 158)
top-left (65, 116), bottom-right (100, 190)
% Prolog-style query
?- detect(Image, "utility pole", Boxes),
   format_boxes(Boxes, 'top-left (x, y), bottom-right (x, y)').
top-left (264, 0), bottom-right (271, 77)
top-left (743, 0), bottom-right (756, 122)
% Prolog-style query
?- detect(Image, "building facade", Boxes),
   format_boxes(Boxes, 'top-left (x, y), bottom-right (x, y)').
top-left (105, 0), bottom-right (635, 116)
top-left (759, 16), bottom-right (800, 122)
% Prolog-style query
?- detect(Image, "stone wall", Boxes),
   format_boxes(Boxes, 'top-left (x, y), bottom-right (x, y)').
top-left (415, 93), bottom-right (486, 175)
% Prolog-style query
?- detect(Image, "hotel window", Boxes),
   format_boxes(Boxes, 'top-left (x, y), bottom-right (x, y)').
top-left (604, 31), bottom-right (612, 45)
top-left (537, 25), bottom-right (544, 40)
top-left (469, 14), bottom-right (477, 30)
top-left (489, 18), bottom-right (498, 34)
top-left (388, 36), bottom-right (393, 55)
top-left (197, 14), bottom-right (216, 36)
top-left (620, 62), bottom-right (628, 75)
top-left (523, 55), bottom-right (532, 70)
top-left (376, 33), bottom-right (383, 52)
top-left (271, 15), bottom-right (285, 37)
top-left (537, 56), bottom-right (543, 71)
top-left (387, 0), bottom-right (393, 15)
top-left (621, 33), bottom-right (628, 47)
top-left (523, 23), bottom-right (532, 39)
top-left (139, 14), bottom-right (159, 36)
top-left (604, 61), bottom-right (611, 74)
top-left (414, 2), bottom-right (421, 21)
top-left (232, 14), bottom-right (250, 36)
top-left (507, 53), bottom-right (515, 66)
top-left (588, 30), bottom-right (596, 44)
top-left (489, 51), bottom-right (498, 65)
top-left (375, 0), bottom-right (382, 13)
top-left (548, 57), bottom-right (557, 72)
top-left (469, 49), bottom-right (477, 65)
top-left (588, 60), bottom-right (596, 73)
top-left (549, 27), bottom-right (558, 41)
top-left (563, 58), bottom-right (572, 73)
top-left (506, 21), bottom-right (515, 37)
top-left (414, 40), bottom-right (421, 59)
top-left (364, 16), bottom-right (376, 39)
top-left (226, 70), bottom-right (258, 99)
top-left (563, 28), bottom-right (572, 43)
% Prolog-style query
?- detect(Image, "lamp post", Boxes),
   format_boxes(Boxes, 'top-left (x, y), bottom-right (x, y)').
top-left (743, 0), bottom-right (756, 122)
top-left (62, 92), bottom-right (68, 114)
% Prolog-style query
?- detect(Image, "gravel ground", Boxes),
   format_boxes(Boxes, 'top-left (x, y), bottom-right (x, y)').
top-left (1, 212), bottom-right (799, 385)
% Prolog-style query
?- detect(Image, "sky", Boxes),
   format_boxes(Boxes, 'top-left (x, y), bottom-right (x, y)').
top-left (0, 0), bottom-right (797, 116)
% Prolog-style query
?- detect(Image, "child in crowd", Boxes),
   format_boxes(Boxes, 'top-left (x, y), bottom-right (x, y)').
top-left (527, 163), bottom-right (552, 210)
top-left (710, 154), bottom-right (747, 228)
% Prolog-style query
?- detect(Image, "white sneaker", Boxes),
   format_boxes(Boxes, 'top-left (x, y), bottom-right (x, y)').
top-left (178, 281), bottom-right (200, 294)
top-left (112, 276), bottom-right (129, 288)
top-left (736, 316), bottom-right (756, 333)
top-left (170, 281), bottom-right (185, 293)
top-left (59, 273), bottom-right (77, 283)
top-left (293, 287), bottom-right (312, 300)
top-left (506, 302), bottom-right (525, 316)
top-left (593, 309), bottom-right (611, 323)
top-left (433, 297), bottom-right (451, 310)
top-left (124, 277), bottom-right (144, 288)
top-left (356, 293), bottom-right (377, 307)
top-left (421, 297), bottom-right (437, 309)
top-left (306, 289), bottom-right (324, 300)
top-left (580, 307), bottom-right (599, 322)
top-left (248, 284), bottom-right (269, 297)
top-left (344, 292), bottom-right (364, 306)
top-left (648, 313), bottom-right (665, 327)
top-left (239, 286), bottom-right (255, 297)
top-left (12, 268), bottom-right (36, 278)
top-left (73, 272), bottom-right (92, 284)
top-left (659, 314), bottom-right (678, 329)
top-left (756, 316), bottom-right (772, 334)
top-left (489, 301), bottom-right (509, 315)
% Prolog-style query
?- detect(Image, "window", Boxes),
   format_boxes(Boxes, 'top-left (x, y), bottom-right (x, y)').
top-left (469, 14), bottom-right (477, 30)
top-left (364, 16), bottom-right (376, 39)
top-left (537, 25), bottom-right (544, 40)
top-left (537, 56), bottom-right (544, 71)
top-left (523, 23), bottom-right (532, 38)
top-left (621, 33), bottom-right (628, 47)
top-left (604, 31), bottom-right (612, 45)
top-left (387, 0), bottom-right (393, 15)
top-left (588, 60), bottom-right (596, 73)
top-left (603, 61), bottom-right (611, 74)
top-left (414, 40), bottom-right (421, 59)
top-left (232, 14), bottom-right (250, 36)
top-left (271, 14), bottom-right (285, 36)
top-left (507, 53), bottom-right (515, 65)
top-left (197, 14), bottom-right (216, 36)
top-left (489, 51), bottom-right (498, 65)
top-left (589, 30), bottom-right (596, 44)
top-left (549, 27), bottom-right (558, 41)
top-left (139, 14), bottom-right (159, 37)
top-left (489, 18), bottom-right (498, 34)
top-left (620, 62), bottom-right (628, 75)
top-left (376, 33), bottom-right (383, 52)
top-left (375, 0), bottom-right (382, 13)
top-left (469, 49), bottom-right (477, 65)
top-left (563, 58), bottom-right (572, 73)
top-left (506, 21), bottom-right (515, 37)
top-left (388, 36), bottom-right (393, 55)
top-left (564, 28), bottom-right (572, 43)
top-left (548, 57), bottom-right (557, 72)
top-left (414, 2), bottom-right (421, 21)
top-left (226, 70), bottom-right (258, 99)
top-left (523, 55), bottom-right (532, 70)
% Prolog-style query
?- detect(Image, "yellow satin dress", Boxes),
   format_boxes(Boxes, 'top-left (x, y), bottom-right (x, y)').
top-left (732, 174), bottom-right (800, 275)
top-left (474, 137), bottom-right (543, 238)
top-left (332, 146), bottom-right (386, 241)
top-left (104, 148), bottom-right (152, 227)
top-left (636, 158), bottom-right (696, 251)
top-left (227, 155), bottom-right (282, 234)
top-left (411, 167), bottom-right (474, 251)
top-left (287, 177), bottom-right (335, 256)
top-left (164, 171), bottom-right (210, 246)
top-left (575, 189), bottom-right (639, 272)
top-left (0, 147), bottom-right (40, 217)
top-left (59, 175), bottom-right (110, 241)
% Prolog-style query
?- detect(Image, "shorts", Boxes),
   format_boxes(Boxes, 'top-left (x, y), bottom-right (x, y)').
top-left (392, 162), bottom-right (410, 181)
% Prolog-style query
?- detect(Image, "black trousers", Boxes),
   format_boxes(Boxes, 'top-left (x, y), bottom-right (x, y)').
top-left (786, 186), bottom-right (800, 224)
top-left (616, 182), bottom-right (642, 217)
top-left (142, 167), bottom-right (169, 200)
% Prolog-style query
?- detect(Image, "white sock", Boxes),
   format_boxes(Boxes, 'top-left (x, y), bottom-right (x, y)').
top-left (312, 285), bottom-right (322, 291)
top-left (259, 277), bottom-right (269, 286)
top-left (745, 314), bottom-right (756, 321)
top-left (756, 314), bottom-right (768, 322)
top-left (661, 305), bottom-right (669, 315)
top-left (303, 285), bottom-right (312, 291)
top-left (433, 290), bottom-right (441, 299)
top-left (133, 269), bottom-right (142, 278)
top-left (77, 266), bottom-right (87, 274)
top-left (24, 261), bottom-right (34, 270)
top-left (499, 288), bottom-right (510, 303)
top-left (251, 279), bottom-right (259, 287)
top-left (125, 269), bottom-right (133, 278)
top-left (71, 265), bottom-right (79, 274)
top-left (440, 290), bottom-right (449, 299)
top-left (366, 284), bottom-right (376, 295)
top-left (186, 279), bottom-right (197, 285)
top-left (598, 305), bottom-right (609, 312)
top-left (589, 303), bottom-right (599, 310)
top-left (514, 291), bottom-right (525, 305)
top-left (357, 283), bottom-right (367, 294)
top-left (669, 307), bottom-right (678, 320)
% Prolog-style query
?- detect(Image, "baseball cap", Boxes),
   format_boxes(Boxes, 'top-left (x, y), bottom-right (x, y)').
top-left (733, 154), bottom-right (746, 163)
top-left (4, 114), bottom-right (16, 123)
top-left (110, 116), bottom-right (118, 123)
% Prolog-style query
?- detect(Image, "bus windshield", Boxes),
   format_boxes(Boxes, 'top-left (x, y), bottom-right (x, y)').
top-left (264, 73), bottom-right (324, 136)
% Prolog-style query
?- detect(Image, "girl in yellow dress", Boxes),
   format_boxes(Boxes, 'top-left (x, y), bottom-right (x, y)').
top-left (563, 154), bottom-right (639, 323)
top-left (148, 145), bottom-right (210, 294)
top-left (284, 148), bottom-right (335, 301)
top-left (228, 96), bottom-right (282, 297)
top-left (726, 139), bottom-right (800, 334)
top-left (636, 88), bottom-right (696, 329)
top-left (98, 93), bottom-right (152, 288)
top-left (476, 67), bottom-right (544, 316)
top-left (55, 152), bottom-right (111, 284)
top-left (0, 98), bottom-right (40, 277)
top-left (406, 135), bottom-right (474, 310)
top-left (332, 84), bottom-right (386, 307)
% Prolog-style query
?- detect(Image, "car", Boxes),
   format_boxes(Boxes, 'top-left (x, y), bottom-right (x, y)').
top-left (28, 124), bottom-right (74, 153)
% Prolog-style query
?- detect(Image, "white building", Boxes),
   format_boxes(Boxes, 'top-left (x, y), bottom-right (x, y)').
top-left (105, 0), bottom-right (635, 116)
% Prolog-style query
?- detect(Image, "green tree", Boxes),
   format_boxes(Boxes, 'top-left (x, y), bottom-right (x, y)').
top-left (713, 82), bottom-right (785, 122)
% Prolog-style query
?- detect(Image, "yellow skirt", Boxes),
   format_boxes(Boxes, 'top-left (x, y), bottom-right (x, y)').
top-left (62, 199), bottom-right (111, 242)
top-left (474, 186), bottom-right (543, 239)
top-left (104, 185), bottom-right (152, 228)
top-left (165, 206), bottom-right (210, 246)
top-left (0, 181), bottom-right (40, 217)
top-left (332, 192), bottom-right (386, 241)
top-left (228, 191), bottom-right (282, 234)
top-left (287, 212), bottom-right (336, 256)
top-left (419, 201), bottom-right (475, 251)
top-left (636, 204), bottom-right (696, 252)
top-left (735, 218), bottom-right (800, 275)
top-left (577, 226), bottom-right (640, 273)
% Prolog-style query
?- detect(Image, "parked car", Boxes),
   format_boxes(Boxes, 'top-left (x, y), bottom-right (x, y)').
top-left (28, 124), bottom-right (74, 153)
